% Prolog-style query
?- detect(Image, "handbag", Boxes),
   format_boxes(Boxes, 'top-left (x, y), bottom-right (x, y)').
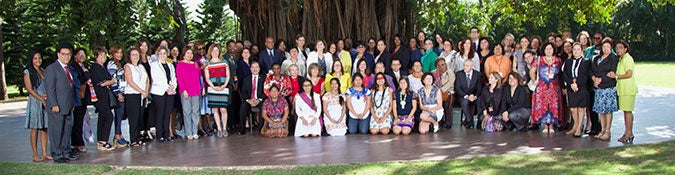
top-left (108, 89), bottom-right (119, 108)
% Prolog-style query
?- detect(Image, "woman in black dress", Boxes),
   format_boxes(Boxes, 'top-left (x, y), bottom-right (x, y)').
top-left (562, 43), bottom-right (591, 137)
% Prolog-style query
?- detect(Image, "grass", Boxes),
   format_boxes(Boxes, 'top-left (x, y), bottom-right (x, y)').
top-left (1, 140), bottom-right (673, 175)
top-left (634, 61), bottom-right (675, 89)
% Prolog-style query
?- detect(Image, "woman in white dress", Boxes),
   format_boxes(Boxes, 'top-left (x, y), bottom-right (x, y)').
top-left (369, 73), bottom-right (394, 135)
top-left (323, 78), bottom-right (348, 136)
top-left (294, 80), bottom-right (323, 137)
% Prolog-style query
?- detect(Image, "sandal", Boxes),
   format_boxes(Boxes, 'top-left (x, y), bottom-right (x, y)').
top-left (97, 142), bottom-right (115, 151)
top-left (42, 155), bottom-right (53, 160)
top-left (32, 155), bottom-right (44, 162)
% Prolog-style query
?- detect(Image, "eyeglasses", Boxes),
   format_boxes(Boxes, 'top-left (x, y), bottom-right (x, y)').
top-left (198, 47), bottom-right (205, 50)
top-left (593, 37), bottom-right (602, 40)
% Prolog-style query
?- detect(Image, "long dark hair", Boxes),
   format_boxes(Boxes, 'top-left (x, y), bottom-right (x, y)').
top-left (370, 72), bottom-right (389, 91)
top-left (302, 79), bottom-right (317, 109)
top-left (26, 51), bottom-right (42, 88)
top-left (398, 76), bottom-right (412, 95)
top-left (325, 78), bottom-right (344, 105)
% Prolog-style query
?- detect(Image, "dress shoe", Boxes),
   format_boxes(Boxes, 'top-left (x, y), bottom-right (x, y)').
top-left (54, 158), bottom-right (70, 163)
top-left (158, 138), bottom-right (166, 143)
top-left (66, 154), bottom-right (78, 161)
top-left (167, 137), bottom-right (175, 142)
top-left (238, 130), bottom-right (246, 135)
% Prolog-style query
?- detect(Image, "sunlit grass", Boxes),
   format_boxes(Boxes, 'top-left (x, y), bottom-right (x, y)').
top-left (3, 140), bottom-right (672, 174)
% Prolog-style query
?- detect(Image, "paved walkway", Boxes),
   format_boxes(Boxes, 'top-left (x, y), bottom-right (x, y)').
top-left (0, 86), bottom-right (673, 167)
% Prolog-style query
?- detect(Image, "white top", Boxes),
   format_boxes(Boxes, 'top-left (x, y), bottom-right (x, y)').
top-left (345, 87), bottom-right (371, 119)
top-left (281, 58), bottom-right (306, 77)
top-left (306, 52), bottom-right (333, 76)
top-left (124, 63), bottom-right (148, 94)
top-left (149, 61), bottom-right (177, 95)
top-left (438, 50), bottom-right (459, 72)
top-left (409, 75), bottom-right (424, 95)
top-left (455, 52), bottom-right (480, 72)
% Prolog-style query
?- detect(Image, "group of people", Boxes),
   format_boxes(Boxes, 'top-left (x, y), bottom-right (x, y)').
top-left (24, 28), bottom-right (638, 163)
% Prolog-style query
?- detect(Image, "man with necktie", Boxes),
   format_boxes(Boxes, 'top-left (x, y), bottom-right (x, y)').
top-left (455, 59), bottom-right (482, 129)
top-left (44, 43), bottom-right (77, 163)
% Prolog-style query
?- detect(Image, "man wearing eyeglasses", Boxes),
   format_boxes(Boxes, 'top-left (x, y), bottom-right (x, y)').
top-left (44, 43), bottom-right (77, 163)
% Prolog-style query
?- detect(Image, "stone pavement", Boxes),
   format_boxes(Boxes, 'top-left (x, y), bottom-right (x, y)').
top-left (0, 86), bottom-right (673, 167)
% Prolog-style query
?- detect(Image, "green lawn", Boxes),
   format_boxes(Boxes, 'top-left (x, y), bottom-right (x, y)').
top-left (2, 140), bottom-right (673, 175)
top-left (635, 62), bottom-right (675, 89)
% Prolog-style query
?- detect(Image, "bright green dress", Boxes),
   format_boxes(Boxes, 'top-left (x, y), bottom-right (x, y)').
top-left (616, 53), bottom-right (638, 111)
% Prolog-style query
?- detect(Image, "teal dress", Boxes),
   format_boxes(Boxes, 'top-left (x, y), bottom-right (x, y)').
top-left (24, 69), bottom-right (48, 129)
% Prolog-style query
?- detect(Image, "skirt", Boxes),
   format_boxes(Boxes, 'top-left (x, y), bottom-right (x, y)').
top-left (482, 115), bottom-right (504, 132)
top-left (618, 95), bottom-right (636, 111)
top-left (261, 120), bottom-right (289, 138)
top-left (370, 115), bottom-right (392, 129)
top-left (593, 87), bottom-right (618, 114)
top-left (396, 115), bottom-right (414, 128)
top-left (207, 87), bottom-right (230, 108)
top-left (324, 105), bottom-right (347, 136)
top-left (424, 104), bottom-right (444, 122)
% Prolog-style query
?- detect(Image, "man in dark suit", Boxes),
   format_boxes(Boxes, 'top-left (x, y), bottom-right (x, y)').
top-left (44, 43), bottom-right (76, 163)
top-left (386, 59), bottom-right (409, 89)
top-left (259, 36), bottom-right (283, 75)
top-left (455, 59), bottom-right (482, 129)
top-left (238, 61), bottom-right (267, 135)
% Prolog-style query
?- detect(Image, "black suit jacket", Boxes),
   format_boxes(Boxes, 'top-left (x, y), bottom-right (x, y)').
top-left (240, 74), bottom-right (267, 101)
top-left (562, 58), bottom-right (591, 91)
top-left (259, 48), bottom-right (283, 75)
top-left (454, 70), bottom-right (482, 98)
top-left (45, 61), bottom-right (75, 115)
top-left (390, 47), bottom-right (411, 71)
top-left (386, 69), bottom-right (409, 89)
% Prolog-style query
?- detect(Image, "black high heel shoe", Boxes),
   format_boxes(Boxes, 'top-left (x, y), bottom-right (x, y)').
top-left (618, 135), bottom-right (635, 143)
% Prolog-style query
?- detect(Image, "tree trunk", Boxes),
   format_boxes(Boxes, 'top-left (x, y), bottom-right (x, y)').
top-left (0, 23), bottom-right (7, 100)
top-left (170, 0), bottom-right (187, 46)
top-left (230, 0), bottom-right (413, 49)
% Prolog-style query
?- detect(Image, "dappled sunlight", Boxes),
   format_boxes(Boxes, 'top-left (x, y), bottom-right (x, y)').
top-left (645, 126), bottom-right (674, 138)
top-left (429, 144), bottom-right (461, 149)
top-left (505, 146), bottom-right (547, 155)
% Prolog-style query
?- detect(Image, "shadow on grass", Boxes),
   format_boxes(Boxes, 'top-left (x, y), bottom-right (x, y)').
top-left (1, 140), bottom-right (673, 175)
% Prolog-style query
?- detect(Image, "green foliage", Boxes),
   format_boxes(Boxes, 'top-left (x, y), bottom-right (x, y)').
top-left (189, 0), bottom-right (238, 45)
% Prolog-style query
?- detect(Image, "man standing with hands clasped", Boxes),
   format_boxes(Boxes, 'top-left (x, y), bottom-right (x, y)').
top-left (44, 43), bottom-right (77, 163)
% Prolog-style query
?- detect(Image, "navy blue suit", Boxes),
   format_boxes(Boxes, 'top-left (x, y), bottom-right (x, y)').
top-left (259, 48), bottom-right (283, 75)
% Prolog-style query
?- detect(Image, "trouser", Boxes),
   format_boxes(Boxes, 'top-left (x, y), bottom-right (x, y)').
top-left (125, 94), bottom-right (143, 143)
top-left (94, 102), bottom-right (113, 142)
top-left (240, 101), bottom-right (262, 132)
top-left (71, 105), bottom-right (87, 147)
top-left (588, 88), bottom-right (601, 132)
top-left (181, 95), bottom-right (200, 137)
top-left (459, 98), bottom-right (476, 127)
top-left (113, 103), bottom-right (125, 135)
top-left (348, 116), bottom-right (370, 134)
top-left (507, 108), bottom-right (531, 131)
top-left (227, 91), bottom-right (241, 130)
top-left (152, 94), bottom-right (174, 139)
top-left (48, 111), bottom-right (73, 160)
top-left (442, 95), bottom-right (455, 127)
